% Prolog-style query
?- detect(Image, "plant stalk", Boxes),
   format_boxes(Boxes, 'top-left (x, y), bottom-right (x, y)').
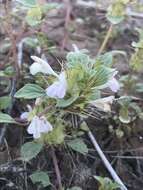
top-left (97, 24), bottom-right (113, 55)
top-left (51, 147), bottom-right (63, 190)
top-left (88, 130), bottom-right (128, 190)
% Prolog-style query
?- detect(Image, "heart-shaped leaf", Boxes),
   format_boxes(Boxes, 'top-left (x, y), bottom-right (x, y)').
top-left (15, 83), bottom-right (45, 99)
top-left (21, 141), bottom-right (43, 161)
top-left (0, 113), bottom-right (16, 124)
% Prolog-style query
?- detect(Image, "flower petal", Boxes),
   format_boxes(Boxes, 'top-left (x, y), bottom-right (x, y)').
top-left (27, 116), bottom-right (53, 139)
top-left (27, 116), bottom-right (39, 134)
top-left (46, 82), bottom-right (61, 98)
top-left (46, 81), bottom-right (66, 99)
top-left (30, 62), bottom-right (42, 75)
top-left (33, 129), bottom-right (41, 139)
top-left (46, 72), bottom-right (67, 99)
top-left (108, 77), bottom-right (120, 92)
top-left (31, 56), bottom-right (58, 77)
top-left (20, 112), bottom-right (29, 120)
top-left (72, 44), bottom-right (79, 52)
top-left (39, 116), bottom-right (53, 133)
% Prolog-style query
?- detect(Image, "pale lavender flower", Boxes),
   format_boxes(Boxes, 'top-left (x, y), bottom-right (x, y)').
top-left (30, 56), bottom-right (67, 99)
top-left (27, 116), bottom-right (53, 139)
top-left (72, 44), bottom-right (80, 52)
top-left (46, 72), bottom-right (67, 99)
top-left (30, 56), bottom-right (58, 77)
top-left (20, 105), bottom-right (32, 120)
top-left (20, 112), bottom-right (29, 120)
top-left (108, 71), bottom-right (120, 92)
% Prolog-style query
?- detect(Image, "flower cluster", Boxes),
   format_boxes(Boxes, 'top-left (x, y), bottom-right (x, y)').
top-left (18, 46), bottom-right (120, 140)
top-left (21, 105), bottom-right (53, 139)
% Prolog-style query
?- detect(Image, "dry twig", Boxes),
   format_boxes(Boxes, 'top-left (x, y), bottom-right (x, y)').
top-left (51, 147), bottom-right (63, 190)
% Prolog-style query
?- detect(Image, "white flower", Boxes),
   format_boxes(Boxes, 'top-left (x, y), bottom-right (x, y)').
top-left (27, 116), bottom-right (53, 139)
top-left (108, 71), bottom-right (120, 92)
top-left (20, 105), bottom-right (32, 120)
top-left (72, 44), bottom-right (80, 52)
top-left (30, 56), bottom-right (67, 99)
top-left (30, 56), bottom-right (58, 77)
top-left (90, 96), bottom-right (115, 112)
top-left (20, 112), bottom-right (29, 120)
top-left (46, 72), bottom-right (67, 99)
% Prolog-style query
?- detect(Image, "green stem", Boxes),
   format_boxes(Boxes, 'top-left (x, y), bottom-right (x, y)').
top-left (97, 24), bottom-right (113, 55)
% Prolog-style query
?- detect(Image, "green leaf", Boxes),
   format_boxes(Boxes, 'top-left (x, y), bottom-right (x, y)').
top-left (24, 37), bottom-right (39, 48)
top-left (0, 71), bottom-right (5, 77)
top-left (21, 141), bottom-right (43, 162)
top-left (56, 94), bottom-right (79, 108)
top-left (106, 15), bottom-right (124, 25)
top-left (136, 83), bottom-right (143, 92)
top-left (67, 50), bottom-right (89, 68)
top-left (130, 49), bottom-right (143, 71)
top-left (97, 52), bottom-right (113, 67)
top-left (94, 176), bottom-right (120, 190)
top-left (67, 138), bottom-right (88, 155)
top-left (118, 96), bottom-right (131, 124)
top-left (15, 83), bottom-right (45, 99)
top-left (30, 171), bottom-right (50, 187)
top-left (67, 187), bottom-right (82, 190)
top-left (26, 6), bottom-right (42, 26)
top-left (106, 1), bottom-right (126, 25)
top-left (96, 51), bottom-right (126, 67)
top-left (0, 96), bottom-right (11, 110)
top-left (4, 66), bottom-right (15, 77)
top-left (80, 122), bottom-right (89, 132)
top-left (90, 66), bottom-right (114, 88)
top-left (119, 106), bottom-right (131, 124)
top-left (115, 129), bottom-right (124, 139)
top-left (16, 0), bottom-right (37, 8)
top-left (0, 113), bottom-right (16, 124)
top-left (87, 89), bottom-right (101, 102)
